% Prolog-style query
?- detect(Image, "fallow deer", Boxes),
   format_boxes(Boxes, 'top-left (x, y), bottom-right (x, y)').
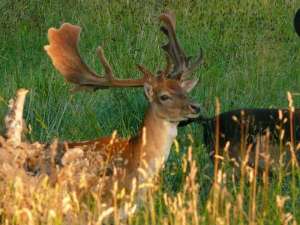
top-left (44, 12), bottom-right (202, 214)
top-left (179, 10), bottom-right (300, 172)
top-left (180, 108), bottom-right (300, 171)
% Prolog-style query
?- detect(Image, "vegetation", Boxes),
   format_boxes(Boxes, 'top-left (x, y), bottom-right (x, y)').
top-left (0, 0), bottom-right (300, 224)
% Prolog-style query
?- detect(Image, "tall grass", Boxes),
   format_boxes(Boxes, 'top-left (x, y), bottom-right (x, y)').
top-left (0, 128), bottom-right (299, 224)
top-left (0, 0), bottom-right (300, 224)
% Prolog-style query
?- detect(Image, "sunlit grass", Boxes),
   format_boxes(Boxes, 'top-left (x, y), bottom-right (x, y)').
top-left (0, 130), bottom-right (299, 224)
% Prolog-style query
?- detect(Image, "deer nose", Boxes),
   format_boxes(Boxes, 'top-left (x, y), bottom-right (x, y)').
top-left (189, 103), bottom-right (201, 114)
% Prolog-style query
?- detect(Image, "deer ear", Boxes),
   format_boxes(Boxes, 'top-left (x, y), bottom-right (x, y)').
top-left (180, 78), bottom-right (199, 93)
top-left (144, 82), bottom-right (154, 102)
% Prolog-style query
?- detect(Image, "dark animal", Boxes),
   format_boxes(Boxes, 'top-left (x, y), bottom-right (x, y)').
top-left (180, 109), bottom-right (300, 170)
top-left (294, 8), bottom-right (300, 36)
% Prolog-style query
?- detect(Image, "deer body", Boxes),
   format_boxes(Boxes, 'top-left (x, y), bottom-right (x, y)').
top-left (44, 11), bottom-right (202, 216)
top-left (66, 101), bottom-right (182, 188)
top-left (59, 77), bottom-right (200, 207)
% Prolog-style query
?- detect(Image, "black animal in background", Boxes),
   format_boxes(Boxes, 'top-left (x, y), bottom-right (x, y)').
top-left (180, 109), bottom-right (300, 169)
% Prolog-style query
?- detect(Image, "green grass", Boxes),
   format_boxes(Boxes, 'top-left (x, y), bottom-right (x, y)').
top-left (1, 0), bottom-right (300, 224)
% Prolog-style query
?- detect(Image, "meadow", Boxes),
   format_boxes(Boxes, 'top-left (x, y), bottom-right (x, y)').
top-left (0, 0), bottom-right (300, 224)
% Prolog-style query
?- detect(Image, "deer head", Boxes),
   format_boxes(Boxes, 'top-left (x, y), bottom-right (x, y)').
top-left (137, 65), bottom-right (200, 122)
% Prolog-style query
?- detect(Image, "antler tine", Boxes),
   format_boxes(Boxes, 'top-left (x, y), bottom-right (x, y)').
top-left (159, 11), bottom-right (203, 80)
top-left (162, 54), bottom-right (173, 76)
top-left (44, 23), bottom-right (148, 91)
top-left (96, 47), bottom-right (114, 81)
top-left (181, 48), bottom-right (204, 80)
top-left (95, 46), bottom-right (152, 86)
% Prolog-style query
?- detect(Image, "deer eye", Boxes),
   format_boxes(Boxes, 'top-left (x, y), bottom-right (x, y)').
top-left (159, 94), bottom-right (172, 101)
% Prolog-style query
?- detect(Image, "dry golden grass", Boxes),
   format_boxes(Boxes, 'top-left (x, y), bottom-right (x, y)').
top-left (0, 89), bottom-right (298, 225)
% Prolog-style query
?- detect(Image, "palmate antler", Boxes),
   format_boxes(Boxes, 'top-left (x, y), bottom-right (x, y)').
top-left (45, 12), bottom-right (203, 91)
top-left (159, 11), bottom-right (203, 80)
top-left (44, 23), bottom-right (150, 91)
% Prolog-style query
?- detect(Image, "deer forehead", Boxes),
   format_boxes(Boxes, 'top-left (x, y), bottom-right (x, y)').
top-left (153, 79), bottom-right (185, 95)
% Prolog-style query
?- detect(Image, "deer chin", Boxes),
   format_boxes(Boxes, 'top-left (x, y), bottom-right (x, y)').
top-left (185, 112), bottom-right (201, 119)
top-left (167, 113), bottom-right (200, 123)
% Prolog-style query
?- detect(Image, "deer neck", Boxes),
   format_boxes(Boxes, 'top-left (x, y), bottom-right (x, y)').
top-left (136, 105), bottom-right (178, 175)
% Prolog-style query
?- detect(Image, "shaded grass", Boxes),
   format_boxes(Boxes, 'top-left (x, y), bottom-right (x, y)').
top-left (1, 0), bottom-right (300, 223)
